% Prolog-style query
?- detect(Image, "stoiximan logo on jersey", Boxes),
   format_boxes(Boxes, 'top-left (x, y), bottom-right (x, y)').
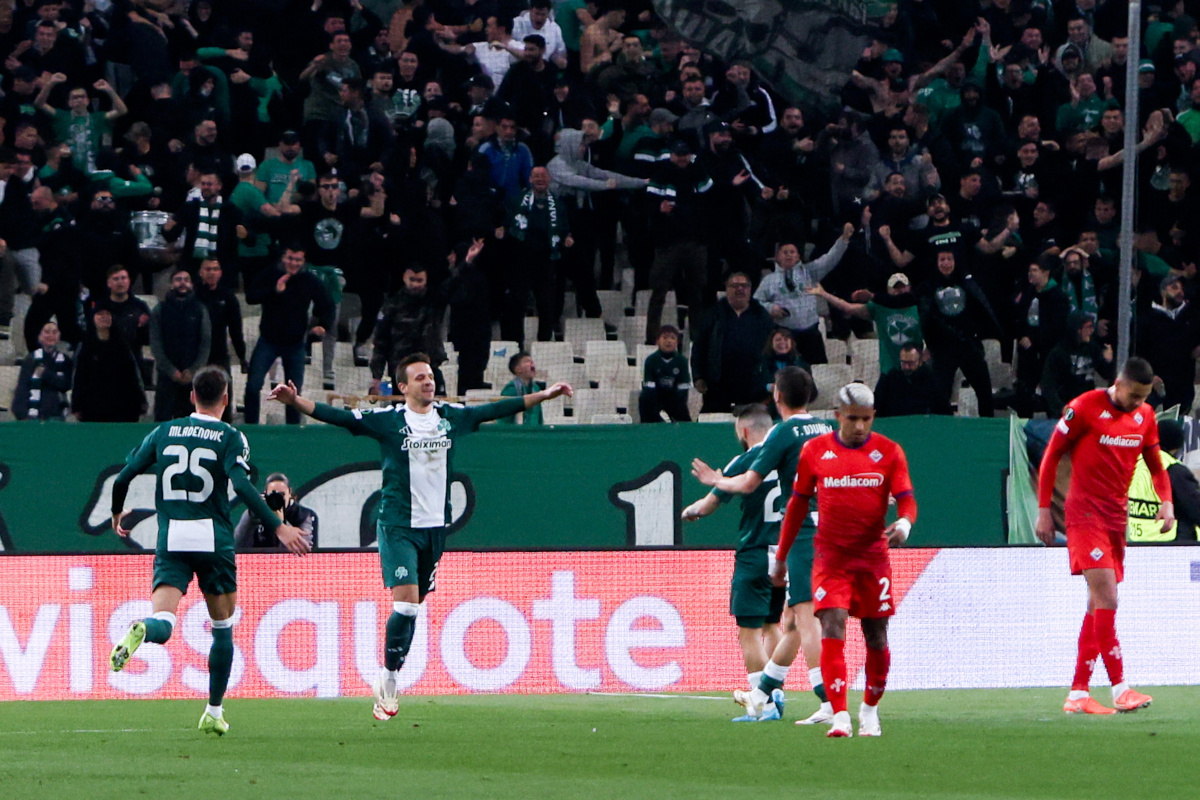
top-left (823, 473), bottom-right (885, 488)
top-left (1099, 434), bottom-right (1142, 448)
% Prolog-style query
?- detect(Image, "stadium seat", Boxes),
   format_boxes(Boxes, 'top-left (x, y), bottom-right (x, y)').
top-left (597, 290), bottom-right (626, 326)
top-left (634, 344), bottom-right (657, 368)
top-left (687, 387), bottom-right (703, 420)
top-left (564, 319), bottom-right (606, 353)
top-left (698, 412), bottom-right (734, 423)
top-left (618, 315), bottom-right (647, 347)
top-left (810, 363), bottom-right (854, 410)
top-left (824, 337), bottom-right (848, 365)
top-left (956, 386), bottom-right (979, 417)
top-left (590, 413), bottom-right (633, 424)
top-left (572, 387), bottom-right (627, 422)
top-left (540, 361), bottom-right (586, 389)
top-left (562, 291), bottom-right (576, 319)
top-left (523, 316), bottom-right (539, 346)
top-left (849, 338), bottom-right (881, 386)
top-left (0, 365), bottom-right (19, 417)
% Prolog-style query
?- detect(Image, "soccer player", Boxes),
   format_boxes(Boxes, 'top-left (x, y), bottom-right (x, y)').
top-left (772, 383), bottom-right (916, 737)
top-left (108, 366), bottom-right (311, 735)
top-left (270, 352), bottom-right (572, 720)
top-left (1036, 357), bottom-right (1170, 715)
top-left (691, 367), bottom-right (834, 724)
top-left (682, 405), bottom-right (787, 719)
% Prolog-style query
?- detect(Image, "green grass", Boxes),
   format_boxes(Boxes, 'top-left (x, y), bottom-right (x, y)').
top-left (2, 688), bottom-right (1197, 800)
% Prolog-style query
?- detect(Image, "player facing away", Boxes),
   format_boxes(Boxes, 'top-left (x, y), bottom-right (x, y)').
top-left (108, 366), bottom-right (311, 735)
top-left (1036, 357), bottom-right (1170, 715)
top-left (682, 405), bottom-right (789, 719)
top-left (691, 366), bottom-right (834, 724)
top-left (270, 353), bottom-right (571, 720)
top-left (773, 383), bottom-right (916, 738)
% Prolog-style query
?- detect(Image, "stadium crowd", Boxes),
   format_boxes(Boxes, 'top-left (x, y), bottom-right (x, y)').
top-left (3, 0), bottom-right (1200, 423)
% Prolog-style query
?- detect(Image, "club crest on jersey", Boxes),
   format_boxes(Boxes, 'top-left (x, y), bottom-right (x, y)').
top-left (1134, 412), bottom-right (1144, 424)
top-left (821, 450), bottom-right (837, 460)
top-left (1063, 408), bottom-right (1075, 421)
top-left (869, 450), bottom-right (883, 462)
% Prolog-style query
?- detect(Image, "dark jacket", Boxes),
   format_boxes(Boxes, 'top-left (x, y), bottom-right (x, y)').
top-left (160, 197), bottom-right (244, 274)
top-left (691, 299), bottom-right (774, 402)
top-left (874, 365), bottom-right (952, 417)
top-left (1167, 460), bottom-right (1200, 542)
top-left (149, 292), bottom-right (211, 376)
top-left (12, 346), bottom-right (72, 421)
top-left (71, 334), bottom-right (146, 422)
top-left (370, 288), bottom-right (448, 380)
top-left (246, 265), bottom-right (337, 347)
top-left (918, 264), bottom-right (1002, 351)
top-left (196, 282), bottom-right (247, 367)
top-left (1138, 300), bottom-right (1200, 405)
top-left (235, 502), bottom-right (318, 550)
top-left (1013, 279), bottom-right (1071, 357)
top-left (1041, 310), bottom-right (1117, 416)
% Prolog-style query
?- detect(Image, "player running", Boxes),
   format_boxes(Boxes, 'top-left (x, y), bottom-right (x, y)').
top-left (772, 383), bottom-right (916, 738)
top-left (109, 366), bottom-right (311, 735)
top-left (1037, 357), bottom-right (1170, 715)
top-left (682, 405), bottom-right (789, 720)
top-left (270, 353), bottom-right (571, 720)
top-left (691, 367), bottom-right (834, 724)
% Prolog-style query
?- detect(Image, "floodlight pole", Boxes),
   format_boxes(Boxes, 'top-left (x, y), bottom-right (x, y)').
top-left (1117, 1), bottom-right (1142, 367)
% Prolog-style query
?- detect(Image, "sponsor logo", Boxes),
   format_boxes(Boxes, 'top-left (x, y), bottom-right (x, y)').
top-left (401, 437), bottom-right (453, 452)
top-left (823, 473), bottom-right (885, 488)
top-left (869, 450), bottom-right (883, 463)
top-left (1100, 411), bottom-right (1112, 420)
top-left (879, 602), bottom-right (891, 612)
top-left (1064, 408), bottom-right (1075, 421)
top-left (1090, 547), bottom-right (1103, 561)
top-left (814, 587), bottom-right (826, 601)
top-left (821, 450), bottom-right (837, 460)
top-left (1099, 434), bottom-right (1142, 448)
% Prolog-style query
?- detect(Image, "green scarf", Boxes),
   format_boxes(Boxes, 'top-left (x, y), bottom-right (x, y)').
top-left (509, 190), bottom-right (568, 259)
top-left (194, 196), bottom-right (222, 260)
top-left (1064, 269), bottom-right (1097, 320)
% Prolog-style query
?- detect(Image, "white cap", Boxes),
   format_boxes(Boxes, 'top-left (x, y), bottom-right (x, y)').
top-left (235, 153), bottom-right (257, 173)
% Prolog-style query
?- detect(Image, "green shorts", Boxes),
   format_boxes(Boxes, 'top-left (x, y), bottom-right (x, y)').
top-left (378, 523), bottom-right (446, 598)
top-left (731, 547), bottom-right (773, 628)
top-left (786, 530), bottom-right (815, 607)
top-left (153, 549), bottom-right (237, 597)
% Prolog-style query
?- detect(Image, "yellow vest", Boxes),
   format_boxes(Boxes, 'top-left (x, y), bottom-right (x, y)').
top-left (1127, 451), bottom-right (1179, 542)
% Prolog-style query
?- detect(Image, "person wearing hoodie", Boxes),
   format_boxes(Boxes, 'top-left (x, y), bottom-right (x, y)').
top-left (1138, 273), bottom-right (1200, 413)
top-left (71, 305), bottom-right (146, 422)
top-left (1012, 256), bottom-right (1070, 415)
top-left (547, 127), bottom-right (648, 320)
top-left (149, 266), bottom-right (212, 421)
top-left (917, 248), bottom-right (1002, 416)
top-left (478, 114), bottom-right (535, 200)
top-left (1040, 310), bottom-right (1116, 417)
top-left (753, 223), bottom-right (853, 365)
top-left (942, 81), bottom-right (1007, 173)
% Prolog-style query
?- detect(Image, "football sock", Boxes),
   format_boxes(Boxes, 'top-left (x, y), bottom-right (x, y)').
top-left (143, 611), bottom-right (176, 644)
top-left (208, 619), bottom-right (234, 707)
top-left (864, 645), bottom-right (890, 707)
top-left (809, 667), bottom-right (828, 702)
top-left (757, 660), bottom-right (789, 695)
top-left (748, 671), bottom-right (763, 691)
top-left (384, 602), bottom-right (419, 672)
top-left (1093, 608), bottom-right (1124, 686)
top-left (205, 704), bottom-right (224, 720)
top-left (820, 638), bottom-right (848, 714)
top-left (1071, 612), bottom-right (1098, 692)
top-left (1111, 681), bottom-right (1131, 702)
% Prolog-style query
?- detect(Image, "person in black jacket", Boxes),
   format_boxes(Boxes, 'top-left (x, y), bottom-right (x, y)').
top-left (1012, 256), bottom-right (1070, 416)
top-left (874, 343), bottom-right (951, 417)
top-left (243, 244), bottom-right (336, 424)
top-left (159, 171), bottom-right (246, 276)
top-left (1040, 310), bottom-right (1116, 417)
top-left (917, 247), bottom-right (1002, 416)
top-left (691, 272), bottom-right (775, 413)
top-left (149, 267), bottom-right (211, 421)
top-left (1157, 420), bottom-right (1200, 542)
top-left (234, 473), bottom-right (319, 551)
top-left (12, 321), bottom-right (72, 421)
top-left (71, 305), bottom-right (146, 422)
top-left (196, 258), bottom-right (247, 419)
top-left (24, 186), bottom-right (83, 350)
top-left (1138, 274), bottom-right (1200, 413)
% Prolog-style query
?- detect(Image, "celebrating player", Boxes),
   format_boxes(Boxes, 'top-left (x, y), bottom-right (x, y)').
top-left (108, 366), bottom-right (311, 736)
top-left (772, 383), bottom-right (916, 737)
top-left (270, 353), bottom-right (571, 720)
top-left (1036, 357), bottom-right (1170, 714)
top-left (683, 405), bottom-right (788, 719)
top-left (691, 367), bottom-right (834, 724)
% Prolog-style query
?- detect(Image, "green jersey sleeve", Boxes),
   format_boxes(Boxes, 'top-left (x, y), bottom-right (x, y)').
top-left (452, 397), bottom-right (528, 431)
top-left (310, 402), bottom-right (393, 438)
top-left (223, 430), bottom-right (281, 533)
top-left (111, 426), bottom-right (162, 514)
top-left (710, 452), bottom-right (750, 504)
top-left (748, 425), bottom-right (788, 477)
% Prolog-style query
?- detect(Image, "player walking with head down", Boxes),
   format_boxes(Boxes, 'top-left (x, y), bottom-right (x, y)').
top-left (108, 366), bottom-right (311, 735)
top-left (1037, 357), bottom-right (1170, 715)
top-left (772, 383), bottom-right (916, 737)
top-left (271, 353), bottom-right (571, 720)
top-left (691, 366), bottom-right (834, 724)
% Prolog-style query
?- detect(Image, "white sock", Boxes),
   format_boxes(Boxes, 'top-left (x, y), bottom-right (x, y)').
top-left (387, 668), bottom-right (401, 682)
top-left (763, 659), bottom-right (790, 684)
top-left (1067, 690), bottom-right (1090, 701)
top-left (859, 701), bottom-right (878, 718)
top-left (747, 671), bottom-right (763, 691)
top-left (820, 701), bottom-right (833, 713)
top-left (1111, 682), bottom-right (1130, 701)
top-left (205, 704), bottom-right (223, 719)
top-left (808, 667), bottom-right (824, 691)
top-left (750, 687), bottom-right (770, 707)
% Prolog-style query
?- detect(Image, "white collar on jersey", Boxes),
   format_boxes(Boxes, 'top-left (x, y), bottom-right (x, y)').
top-left (189, 411), bottom-right (222, 422)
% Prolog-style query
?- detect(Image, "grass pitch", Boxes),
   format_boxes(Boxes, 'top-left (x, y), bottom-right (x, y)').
top-left (2, 687), bottom-right (1196, 800)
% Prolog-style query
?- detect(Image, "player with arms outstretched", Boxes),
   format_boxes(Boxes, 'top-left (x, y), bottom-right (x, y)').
top-left (271, 353), bottom-right (571, 720)
top-left (1037, 357), bottom-right (1170, 715)
top-left (772, 383), bottom-right (916, 738)
top-left (691, 366), bottom-right (834, 724)
top-left (108, 366), bottom-right (310, 735)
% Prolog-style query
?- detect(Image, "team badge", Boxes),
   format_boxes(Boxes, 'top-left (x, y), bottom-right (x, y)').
top-left (869, 450), bottom-right (883, 462)
top-left (1089, 548), bottom-right (1103, 561)
top-left (814, 587), bottom-right (826, 601)
top-left (1134, 413), bottom-right (1144, 424)
top-left (395, 566), bottom-right (409, 579)
top-left (1064, 408), bottom-right (1074, 421)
